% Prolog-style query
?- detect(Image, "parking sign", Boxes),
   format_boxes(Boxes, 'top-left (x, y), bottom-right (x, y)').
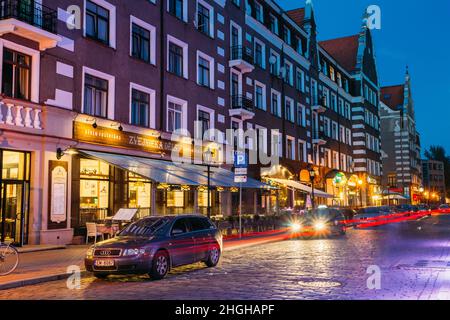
top-left (234, 151), bottom-right (248, 168)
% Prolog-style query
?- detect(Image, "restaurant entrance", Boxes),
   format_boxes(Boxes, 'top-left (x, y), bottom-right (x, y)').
top-left (0, 150), bottom-right (31, 246)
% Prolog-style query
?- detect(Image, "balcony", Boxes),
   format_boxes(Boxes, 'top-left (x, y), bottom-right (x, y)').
top-left (229, 46), bottom-right (255, 74)
top-left (311, 96), bottom-right (327, 113)
top-left (0, 98), bottom-right (43, 130)
top-left (313, 130), bottom-right (327, 145)
top-left (0, 0), bottom-right (61, 50)
top-left (229, 95), bottom-right (255, 120)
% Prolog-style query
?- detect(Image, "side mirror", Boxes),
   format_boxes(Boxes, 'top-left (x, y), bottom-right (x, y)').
top-left (172, 228), bottom-right (184, 236)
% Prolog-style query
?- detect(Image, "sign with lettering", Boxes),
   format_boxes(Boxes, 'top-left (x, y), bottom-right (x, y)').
top-left (73, 121), bottom-right (175, 155)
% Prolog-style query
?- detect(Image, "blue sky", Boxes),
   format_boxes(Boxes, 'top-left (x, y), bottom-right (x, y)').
top-left (277, 0), bottom-right (450, 155)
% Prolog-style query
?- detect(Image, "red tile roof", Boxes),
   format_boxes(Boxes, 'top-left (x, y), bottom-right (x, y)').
top-left (319, 35), bottom-right (360, 72)
top-left (381, 85), bottom-right (405, 109)
top-left (286, 8), bottom-right (305, 27)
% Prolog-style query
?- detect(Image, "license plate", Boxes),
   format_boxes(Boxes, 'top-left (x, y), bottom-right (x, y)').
top-left (94, 259), bottom-right (115, 267)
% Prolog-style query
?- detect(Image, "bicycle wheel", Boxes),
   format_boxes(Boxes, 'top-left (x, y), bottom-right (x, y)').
top-left (0, 245), bottom-right (19, 276)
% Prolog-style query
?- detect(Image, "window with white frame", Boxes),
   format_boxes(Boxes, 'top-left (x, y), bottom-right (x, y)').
top-left (270, 89), bottom-right (281, 117)
top-left (297, 103), bottom-right (306, 127)
top-left (254, 1), bottom-right (264, 23)
top-left (254, 38), bottom-right (265, 69)
top-left (196, 51), bottom-right (214, 89)
top-left (167, 95), bottom-right (187, 133)
top-left (332, 151), bottom-right (339, 169)
top-left (269, 13), bottom-right (278, 35)
top-left (323, 117), bottom-right (331, 137)
top-left (254, 80), bottom-right (266, 110)
top-left (324, 149), bottom-right (331, 168)
top-left (285, 97), bottom-right (294, 123)
top-left (346, 128), bottom-right (352, 146)
top-left (196, 105), bottom-right (214, 140)
top-left (340, 125), bottom-right (345, 143)
top-left (269, 49), bottom-right (280, 76)
top-left (168, 0), bottom-right (187, 22)
top-left (256, 125), bottom-right (268, 154)
top-left (296, 68), bottom-right (305, 92)
top-left (286, 136), bottom-right (295, 160)
top-left (298, 140), bottom-right (307, 162)
top-left (331, 93), bottom-right (337, 112)
top-left (331, 122), bottom-right (338, 140)
top-left (340, 154), bottom-right (346, 171)
top-left (130, 83), bottom-right (155, 128)
top-left (196, 0), bottom-right (214, 37)
top-left (167, 35), bottom-right (188, 78)
top-left (345, 102), bottom-right (351, 119)
top-left (82, 66), bottom-right (115, 120)
top-left (272, 131), bottom-right (282, 158)
top-left (284, 60), bottom-right (293, 85)
top-left (130, 16), bottom-right (156, 65)
top-left (84, 0), bottom-right (116, 48)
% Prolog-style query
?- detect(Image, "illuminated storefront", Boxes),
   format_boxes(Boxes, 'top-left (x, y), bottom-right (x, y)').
top-left (0, 150), bottom-right (31, 245)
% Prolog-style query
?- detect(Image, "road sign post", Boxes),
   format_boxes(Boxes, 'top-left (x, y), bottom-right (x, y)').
top-left (234, 151), bottom-right (248, 239)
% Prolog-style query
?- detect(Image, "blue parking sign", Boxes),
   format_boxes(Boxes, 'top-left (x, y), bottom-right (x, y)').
top-left (234, 151), bottom-right (248, 168)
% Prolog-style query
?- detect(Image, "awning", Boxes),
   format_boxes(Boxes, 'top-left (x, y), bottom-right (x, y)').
top-left (267, 178), bottom-right (334, 199)
top-left (79, 150), bottom-right (271, 189)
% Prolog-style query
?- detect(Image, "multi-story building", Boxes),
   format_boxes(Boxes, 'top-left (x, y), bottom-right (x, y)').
top-left (0, 0), bottom-right (383, 245)
top-left (380, 69), bottom-right (422, 204)
top-left (422, 160), bottom-right (446, 204)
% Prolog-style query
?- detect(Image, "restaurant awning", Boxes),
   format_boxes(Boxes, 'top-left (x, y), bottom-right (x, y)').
top-left (267, 178), bottom-right (334, 199)
top-left (79, 150), bottom-right (271, 189)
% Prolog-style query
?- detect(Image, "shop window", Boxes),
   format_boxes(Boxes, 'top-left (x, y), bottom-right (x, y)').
top-left (2, 151), bottom-right (26, 180)
top-left (79, 159), bottom-right (110, 221)
top-left (167, 190), bottom-right (184, 207)
top-left (128, 172), bottom-right (151, 218)
top-left (198, 190), bottom-right (212, 207)
top-left (2, 48), bottom-right (31, 101)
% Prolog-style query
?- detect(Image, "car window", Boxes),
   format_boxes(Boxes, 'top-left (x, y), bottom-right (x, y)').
top-left (189, 217), bottom-right (212, 232)
top-left (119, 217), bottom-right (169, 237)
top-left (171, 218), bottom-right (189, 235)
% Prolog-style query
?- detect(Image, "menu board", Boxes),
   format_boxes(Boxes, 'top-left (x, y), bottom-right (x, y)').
top-left (48, 161), bottom-right (68, 229)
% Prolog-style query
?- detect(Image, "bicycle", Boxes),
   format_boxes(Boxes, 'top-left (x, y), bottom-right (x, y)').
top-left (0, 242), bottom-right (19, 276)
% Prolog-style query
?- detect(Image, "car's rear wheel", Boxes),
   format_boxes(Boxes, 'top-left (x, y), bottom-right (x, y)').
top-left (205, 245), bottom-right (220, 267)
top-left (150, 250), bottom-right (169, 280)
top-left (93, 273), bottom-right (109, 279)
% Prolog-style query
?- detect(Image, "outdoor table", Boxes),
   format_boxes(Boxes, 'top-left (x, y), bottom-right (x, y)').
top-left (96, 224), bottom-right (120, 239)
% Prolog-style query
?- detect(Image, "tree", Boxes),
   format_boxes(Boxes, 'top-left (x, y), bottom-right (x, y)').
top-left (424, 145), bottom-right (450, 198)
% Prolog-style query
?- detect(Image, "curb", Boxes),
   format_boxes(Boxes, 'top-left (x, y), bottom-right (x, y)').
top-left (0, 270), bottom-right (88, 291)
top-left (17, 245), bottom-right (67, 254)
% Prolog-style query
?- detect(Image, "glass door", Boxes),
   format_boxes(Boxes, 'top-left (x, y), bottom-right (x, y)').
top-left (0, 182), bottom-right (25, 245)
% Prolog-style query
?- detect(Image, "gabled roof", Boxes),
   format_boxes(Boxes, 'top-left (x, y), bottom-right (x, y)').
top-left (286, 8), bottom-right (305, 28)
top-left (381, 85), bottom-right (404, 110)
top-left (319, 35), bottom-right (360, 72)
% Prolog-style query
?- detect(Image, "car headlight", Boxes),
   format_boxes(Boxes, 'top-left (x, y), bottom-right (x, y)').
top-left (290, 222), bottom-right (302, 232)
top-left (86, 247), bottom-right (94, 258)
top-left (314, 221), bottom-right (327, 231)
top-left (123, 248), bottom-right (146, 256)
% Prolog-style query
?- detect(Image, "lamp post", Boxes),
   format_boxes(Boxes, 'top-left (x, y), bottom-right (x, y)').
top-left (204, 148), bottom-right (213, 218)
top-left (308, 165), bottom-right (316, 209)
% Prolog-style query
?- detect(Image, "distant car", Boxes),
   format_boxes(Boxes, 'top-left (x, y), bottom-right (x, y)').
top-left (85, 215), bottom-right (223, 280)
top-left (353, 206), bottom-right (392, 227)
top-left (439, 204), bottom-right (450, 209)
top-left (417, 204), bottom-right (431, 212)
top-left (395, 204), bottom-right (418, 216)
top-left (290, 207), bottom-right (347, 237)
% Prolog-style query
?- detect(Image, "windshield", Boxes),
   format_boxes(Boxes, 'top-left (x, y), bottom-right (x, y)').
top-left (305, 209), bottom-right (342, 221)
top-left (118, 218), bottom-right (170, 237)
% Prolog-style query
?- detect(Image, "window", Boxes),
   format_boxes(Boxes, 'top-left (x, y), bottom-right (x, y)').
top-left (269, 50), bottom-right (279, 76)
top-left (345, 102), bottom-right (351, 119)
top-left (282, 26), bottom-right (291, 45)
top-left (254, 39), bottom-right (265, 68)
top-left (322, 87), bottom-right (330, 108)
top-left (338, 98), bottom-right (344, 116)
top-left (84, 74), bottom-right (108, 117)
top-left (167, 101), bottom-right (183, 132)
top-left (254, 1), bottom-right (263, 23)
top-left (168, 0), bottom-right (184, 20)
top-left (131, 89), bottom-right (149, 127)
top-left (336, 72), bottom-right (342, 87)
top-left (2, 48), bottom-right (31, 100)
top-left (198, 56), bottom-right (210, 87)
top-left (295, 36), bottom-right (303, 55)
top-left (131, 23), bottom-right (150, 63)
top-left (331, 94), bottom-right (337, 112)
top-left (311, 79), bottom-right (318, 105)
top-left (269, 14), bottom-right (278, 34)
top-left (284, 60), bottom-right (293, 85)
top-left (271, 90), bottom-right (281, 117)
top-left (168, 192), bottom-right (185, 208)
top-left (232, 0), bottom-right (240, 6)
top-left (197, 1), bottom-right (214, 37)
top-left (230, 71), bottom-right (241, 97)
top-left (86, 0), bottom-right (110, 44)
top-left (80, 159), bottom-right (110, 212)
top-left (285, 98), bottom-right (294, 123)
top-left (286, 137), bottom-right (295, 160)
top-left (254, 81), bottom-right (266, 110)
top-left (197, 110), bottom-right (210, 138)
top-left (298, 140), bottom-right (306, 162)
top-left (168, 41), bottom-right (183, 77)
top-left (296, 68), bottom-right (305, 92)
top-left (331, 122), bottom-right (338, 140)
top-left (329, 66), bottom-right (335, 81)
top-left (297, 104), bottom-right (306, 127)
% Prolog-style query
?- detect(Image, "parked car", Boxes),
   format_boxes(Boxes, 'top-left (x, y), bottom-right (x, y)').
top-left (353, 206), bottom-right (392, 227)
top-left (85, 215), bottom-right (223, 280)
top-left (291, 207), bottom-right (347, 237)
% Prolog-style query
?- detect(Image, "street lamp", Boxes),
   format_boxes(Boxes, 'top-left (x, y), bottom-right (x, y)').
top-left (204, 148), bottom-right (213, 218)
top-left (308, 165), bottom-right (316, 209)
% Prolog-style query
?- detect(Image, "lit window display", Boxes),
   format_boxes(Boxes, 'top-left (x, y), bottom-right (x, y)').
top-left (198, 190), bottom-right (212, 207)
top-left (128, 172), bottom-right (151, 218)
top-left (167, 190), bottom-right (184, 207)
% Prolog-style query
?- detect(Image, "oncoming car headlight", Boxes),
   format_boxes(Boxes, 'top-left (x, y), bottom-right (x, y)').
top-left (290, 222), bottom-right (302, 232)
top-left (314, 221), bottom-right (327, 231)
top-left (123, 248), bottom-right (146, 256)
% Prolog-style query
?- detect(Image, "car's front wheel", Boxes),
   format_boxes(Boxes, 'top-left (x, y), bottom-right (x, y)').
top-left (205, 245), bottom-right (221, 267)
top-left (150, 250), bottom-right (169, 280)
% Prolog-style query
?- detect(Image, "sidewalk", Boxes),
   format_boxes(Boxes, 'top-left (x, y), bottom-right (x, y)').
top-left (0, 229), bottom-right (288, 290)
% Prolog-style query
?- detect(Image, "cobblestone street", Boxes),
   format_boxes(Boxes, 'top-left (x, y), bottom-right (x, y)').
top-left (1, 215), bottom-right (450, 300)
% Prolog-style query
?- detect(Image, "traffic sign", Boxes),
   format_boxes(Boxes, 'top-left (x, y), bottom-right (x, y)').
top-left (234, 175), bottom-right (248, 183)
top-left (234, 151), bottom-right (248, 168)
top-left (234, 167), bottom-right (248, 175)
